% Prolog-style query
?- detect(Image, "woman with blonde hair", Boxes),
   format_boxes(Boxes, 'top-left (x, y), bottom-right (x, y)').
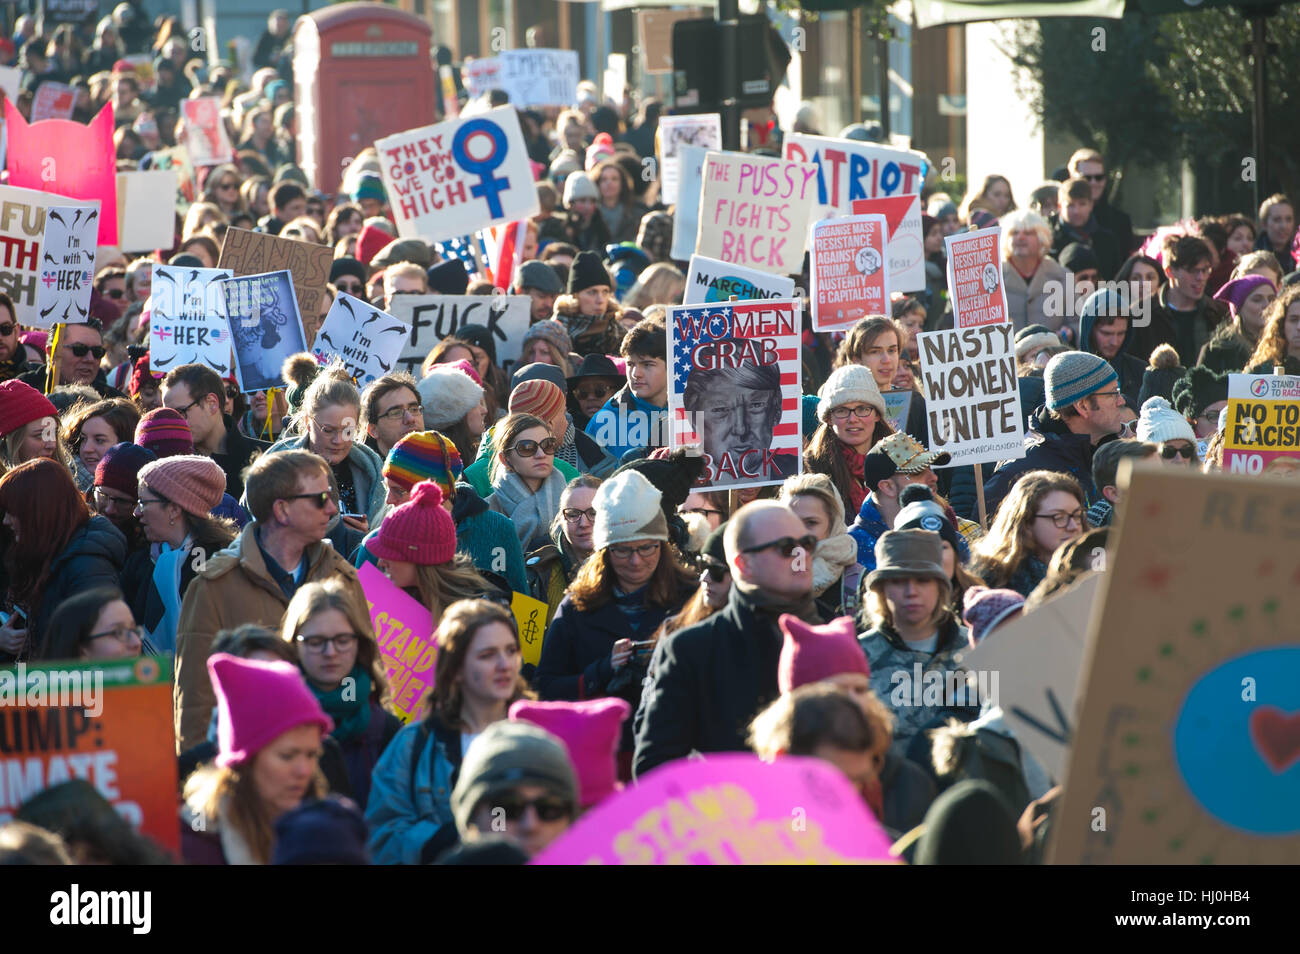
top-left (199, 163), bottom-right (246, 216)
top-left (366, 599), bottom-right (532, 864)
top-left (1246, 284), bottom-right (1300, 376)
top-left (280, 580), bottom-right (401, 808)
top-left (777, 472), bottom-right (861, 618)
top-left (624, 262), bottom-right (686, 311)
top-left (182, 201), bottom-right (227, 242)
top-left (962, 174), bottom-right (1016, 219)
top-left (971, 470), bottom-right (1089, 597)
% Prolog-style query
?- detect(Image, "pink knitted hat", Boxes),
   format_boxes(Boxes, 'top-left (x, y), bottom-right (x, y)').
top-left (447, 357), bottom-right (482, 386)
top-left (508, 378), bottom-right (566, 423)
top-left (368, 480), bottom-right (456, 566)
top-left (134, 407), bottom-right (194, 457)
top-left (137, 455), bottom-right (227, 518)
top-left (509, 697), bottom-right (631, 808)
top-left (961, 586), bottom-right (1026, 647)
top-left (777, 614), bottom-right (870, 695)
top-left (208, 653), bottom-right (333, 768)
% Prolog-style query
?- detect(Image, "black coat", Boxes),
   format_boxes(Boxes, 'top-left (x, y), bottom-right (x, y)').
top-left (632, 590), bottom-right (785, 779)
top-left (982, 406), bottom-right (1102, 517)
top-left (27, 515), bottom-right (127, 656)
top-left (212, 416), bottom-right (268, 501)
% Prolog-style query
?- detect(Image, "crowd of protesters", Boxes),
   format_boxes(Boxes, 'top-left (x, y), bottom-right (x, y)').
top-left (0, 5), bottom-right (1296, 867)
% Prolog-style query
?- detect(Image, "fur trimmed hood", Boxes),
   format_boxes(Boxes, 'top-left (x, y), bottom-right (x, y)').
top-left (554, 294), bottom-right (624, 322)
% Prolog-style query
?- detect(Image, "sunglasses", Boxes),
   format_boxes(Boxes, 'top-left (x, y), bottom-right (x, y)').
top-left (509, 438), bottom-right (558, 457)
top-left (572, 385), bottom-right (614, 402)
top-left (742, 534), bottom-right (817, 558)
top-left (283, 491), bottom-right (337, 509)
top-left (66, 343), bottom-right (107, 359)
top-left (700, 561), bottom-right (729, 583)
top-left (336, 281), bottom-right (364, 294)
top-left (1081, 173), bottom-right (1107, 182)
top-left (490, 794), bottom-right (572, 823)
top-left (1159, 443), bottom-right (1196, 460)
top-left (0, 322), bottom-right (14, 336)
top-left (104, 288), bottom-right (125, 300)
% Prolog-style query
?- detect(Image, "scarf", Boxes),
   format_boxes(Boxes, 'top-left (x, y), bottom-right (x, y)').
top-left (839, 442), bottom-right (868, 513)
top-left (732, 575), bottom-right (820, 627)
top-left (492, 466), bottom-right (567, 550)
top-left (812, 532), bottom-right (859, 597)
top-left (310, 665), bottom-right (372, 742)
top-left (564, 309), bottom-right (611, 348)
top-left (555, 421), bottom-right (578, 468)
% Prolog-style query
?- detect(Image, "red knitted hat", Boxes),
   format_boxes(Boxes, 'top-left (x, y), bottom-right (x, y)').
top-left (134, 407), bottom-right (194, 458)
top-left (368, 480), bottom-right (457, 566)
top-left (777, 614), bottom-right (870, 695)
top-left (0, 380), bottom-right (57, 438)
top-left (509, 698), bottom-right (631, 808)
top-left (208, 653), bottom-right (333, 768)
top-left (355, 223), bottom-right (391, 266)
top-left (508, 378), bottom-right (566, 423)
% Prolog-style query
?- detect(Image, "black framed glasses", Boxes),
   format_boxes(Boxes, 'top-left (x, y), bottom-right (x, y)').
top-left (562, 507), bottom-right (596, 523)
top-left (830, 404), bottom-right (878, 422)
top-left (87, 623), bottom-right (143, 645)
top-left (0, 322), bottom-right (14, 336)
top-left (488, 794), bottom-right (572, 823)
top-left (608, 542), bottom-right (660, 560)
top-left (1159, 443), bottom-right (1196, 460)
top-left (377, 401), bottom-right (423, 422)
top-left (171, 398), bottom-right (202, 417)
top-left (509, 438), bottom-right (558, 458)
top-left (679, 507), bottom-right (723, 520)
top-left (741, 534), bottom-right (817, 558)
top-left (283, 491), bottom-right (337, 509)
top-left (133, 494), bottom-right (169, 515)
top-left (1033, 510), bottom-right (1084, 530)
top-left (94, 488), bottom-right (137, 511)
top-left (65, 343), bottom-right (107, 360)
top-left (295, 632), bottom-right (358, 653)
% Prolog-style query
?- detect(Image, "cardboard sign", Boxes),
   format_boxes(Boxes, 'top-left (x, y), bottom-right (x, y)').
top-left (30, 81), bottom-right (76, 122)
top-left (496, 49), bottom-right (580, 107)
top-left (945, 226), bottom-right (1009, 329)
top-left (117, 170), bottom-right (178, 252)
top-left (1222, 373), bottom-right (1300, 475)
top-left (221, 271), bottom-right (308, 393)
top-left (917, 325), bottom-right (1024, 467)
top-left (1051, 467), bottom-right (1300, 864)
top-left (34, 204), bottom-right (98, 328)
top-left (639, 9), bottom-right (706, 74)
top-left (512, 591), bottom-right (550, 669)
top-left (389, 293), bottom-right (531, 379)
top-left (670, 144), bottom-right (709, 261)
top-left (180, 97), bottom-right (234, 167)
top-left (5, 102), bottom-right (117, 245)
top-left (696, 151), bottom-right (818, 276)
top-left (0, 657), bottom-right (180, 857)
top-left (882, 388), bottom-right (913, 434)
top-left (358, 563), bottom-right (437, 723)
top-left (658, 114), bottom-right (721, 206)
top-left (783, 133), bottom-right (928, 220)
top-left (312, 293), bottom-right (409, 389)
top-left (218, 227), bottom-right (333, 346)
top-left (150, 265), bottom-right (235, 377)
top-left (0, 184), bottom-right (81, 325)
top-left (810, 214), bottom-right (889, 332)
top-left (962, 573), bottom-right (1100, 780)
top-left (376, 107), bottom-right (540, 245)
top-left (669, 299), bottom-right (803, 491)
top-left (532, 753), bottom-right (897, 864)
top-left (683, 254), bottom-right (796, 306)
top-left (851, 194), bottom-right (926, 294)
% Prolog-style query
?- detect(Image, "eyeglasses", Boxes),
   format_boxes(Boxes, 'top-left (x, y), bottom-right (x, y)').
top-left (312, 420), bottom-right (355, 440)
top-left (1081, 173), bottom-right (1107, 182)
top-left (295, 632), bottom-right (358, 653)
top-left (336, 280), bottom-right (364, 295)
top-left (489, 794), bottom-right (572, 823)
top-left (377, 402), bottom-right (423, 423)
top-left (0, 322), bottom-right (14, 336)
top-left (1090, 389), bottom-right (1123, 401)
top-left (225, 384), bottom-right (239, 399)
top-left (700, 561), bottom-right (729, 583)
top-left (741, 534), bottom-right (817, 558)
top-left (508, 438), bottom-right (558, 458)
top-left (562, 507), bottom-right (596, 524)
top-left (65, 343), bottom-right (107, 360)
top-left (283, 491), bottom-right (338, 509)
top-left (171, 397), bottom-right (203, 417)
top-left (1159, 443), bottom-right (1196, 460)
top-left (830, 404), bottom-right (878, 422)
top-left (679, 507), bottom-right (723, 520)
top-left (95, 488), bottom-right (138, 511)
top-left (132, 494), bottom-right (170, 515)
top-left (87, 623), bottom-right (143, 645)
top-left (218, 181), bottom-right (238, 190)
top-left (572, 384), bottom-right (614, 402)
top-left (608, 542), bottom-right (660, 560)
top-left (1178, 265), bottom-right (1213, 279)
top-left (1034, 510), bottom-right (1084, 529)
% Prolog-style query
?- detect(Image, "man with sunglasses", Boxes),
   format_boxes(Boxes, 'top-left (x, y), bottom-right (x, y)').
top-left (174, 449), bottom-right (369, 752)
top-left (329, 258), bottom-right (368, 299)
top-left (0, 293), bottom-right (26, 382)
top-left (18, 317), bottom-right (126, 398)
top-left (1068, 148), bottom-right (1135, 259)
top-left (634, 501), bottom-right (820, 779)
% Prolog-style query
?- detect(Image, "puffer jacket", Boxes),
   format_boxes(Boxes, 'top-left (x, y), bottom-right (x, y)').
top-left (982, 405), bottom-right (1100, 517)
top-left (260, 433), bottom-right (387, 526)
top-left (365, 714), bottom-right (464, 865)
top-left (27, 515), bottom-right (127, 655)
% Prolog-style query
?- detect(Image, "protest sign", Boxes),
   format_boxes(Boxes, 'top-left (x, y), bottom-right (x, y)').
top-left (1051, 467), bottom-right (1300, 864)
top-left (5, 102), bottom-right (117, 245)
top-left (116, 170), bottom-right (179, 252)
top-left (221, 271), bottom-right (307, 393)
top-left (30, 81), bottom-right (76, 122)
top-left (658, 113), bottom-right (721, 206)
top-left (962, 573), bottom-right (1100, 780)
top-left (696, 151), bottom-right (818, 276)
top-left (0, 65), bottom-right (20, 104)
top-left (39, 0), bottom-right (100, 27)
top-left (512, 591), bottom-right (550, 669)
top-left (312, 293), bottom-right (409, 389)
top-left (496, 49), bottom-right (580, 107)
top-left (181, 97), bottom-right (234, 167)
top-left (218, 227), bottom-right (334, 346)
top-left (670, 145), bottom-right (709, 262)
top-left (462, 57), bottom-right (501, 97)
top-left (683, 254), bottom-right (796, 306)
top-left (851, 194), bottom-right (926, 293)
top-left (0, 656), bottom-right (179, 856)
top-left (34, 203), bottom-right (98, 328)
top-left (149, 265), bottom-right (234, 377)
top-left (1221, 373), bottom-right (1300, 475)
top-left (0, 184), bottom-right (84, 325)
top-left (389, 293), bottom-right (531, 379)
top-left (669, 298), bottom-right (803, 490)
top-left (883, 388), bottom-right (913, 433)
top-left (358, 563), bottom-right (436, 723)
top-left (917, 325), bottom-right (1024, 467)
top-left (784, 133), bottom-right (928, 220)
top-left (944, 226), bottom-right (1009, 329)
top-left (533, 753), bottom-right (897, 864)
top-left (376, 106), bottom-right (539, 245)
top-left (150, 145), bottom-right (197, 215)
top-left (810, 214), bottom-right (889, 332)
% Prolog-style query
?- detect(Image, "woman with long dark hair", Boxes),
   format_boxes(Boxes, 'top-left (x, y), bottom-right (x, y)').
top-left (39, 587), bottom-right (143, 662)
top-left (804, 364), bottom-right (893, 516)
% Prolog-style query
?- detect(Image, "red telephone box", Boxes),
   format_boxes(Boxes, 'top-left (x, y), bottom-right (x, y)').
top-left (294, 3), bottom-right (435, 195)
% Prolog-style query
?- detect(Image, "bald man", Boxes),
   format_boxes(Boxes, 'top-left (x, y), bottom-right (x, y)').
top-left (633, 501), bottom-right (820, 777)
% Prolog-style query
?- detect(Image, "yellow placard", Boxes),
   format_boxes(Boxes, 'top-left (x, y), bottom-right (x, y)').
top-left (512, 591), bottom-right (549, 668)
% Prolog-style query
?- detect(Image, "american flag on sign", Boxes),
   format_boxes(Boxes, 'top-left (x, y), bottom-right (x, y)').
top-left (668, 299), bottom-right (804, 491)
top-left (478, 220), bottom-right (528, 288)
top-left (432, 235), bottom-right (488, 279)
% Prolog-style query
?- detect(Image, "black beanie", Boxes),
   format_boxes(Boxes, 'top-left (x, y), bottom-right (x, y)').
top-left (455, 323), bottom-right (497, 366)
top-left (1059, 243), bottom-right (1099, 274)
top-left (330, 257), bottom-right (367, 286)
top-left (611, 448), bottom-right (706, 519)
top-left (567, 250), bottom-right (613, 295)
top-left (427, 259), bottom-right (470, 296)
top-left (1171, 365), bottom-right (1229, 419)
top-left (914, 780), bottom-right (1023, 866)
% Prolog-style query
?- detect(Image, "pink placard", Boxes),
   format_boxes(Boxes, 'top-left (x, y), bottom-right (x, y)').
top-left (810, 214), bottom-right (890, 332)
top-left (532, 753), bottom-right (898, 865)
top-left (181, 97), bottom-right (234, 167)
top-left (357, 561), bottom-right (437, 723)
